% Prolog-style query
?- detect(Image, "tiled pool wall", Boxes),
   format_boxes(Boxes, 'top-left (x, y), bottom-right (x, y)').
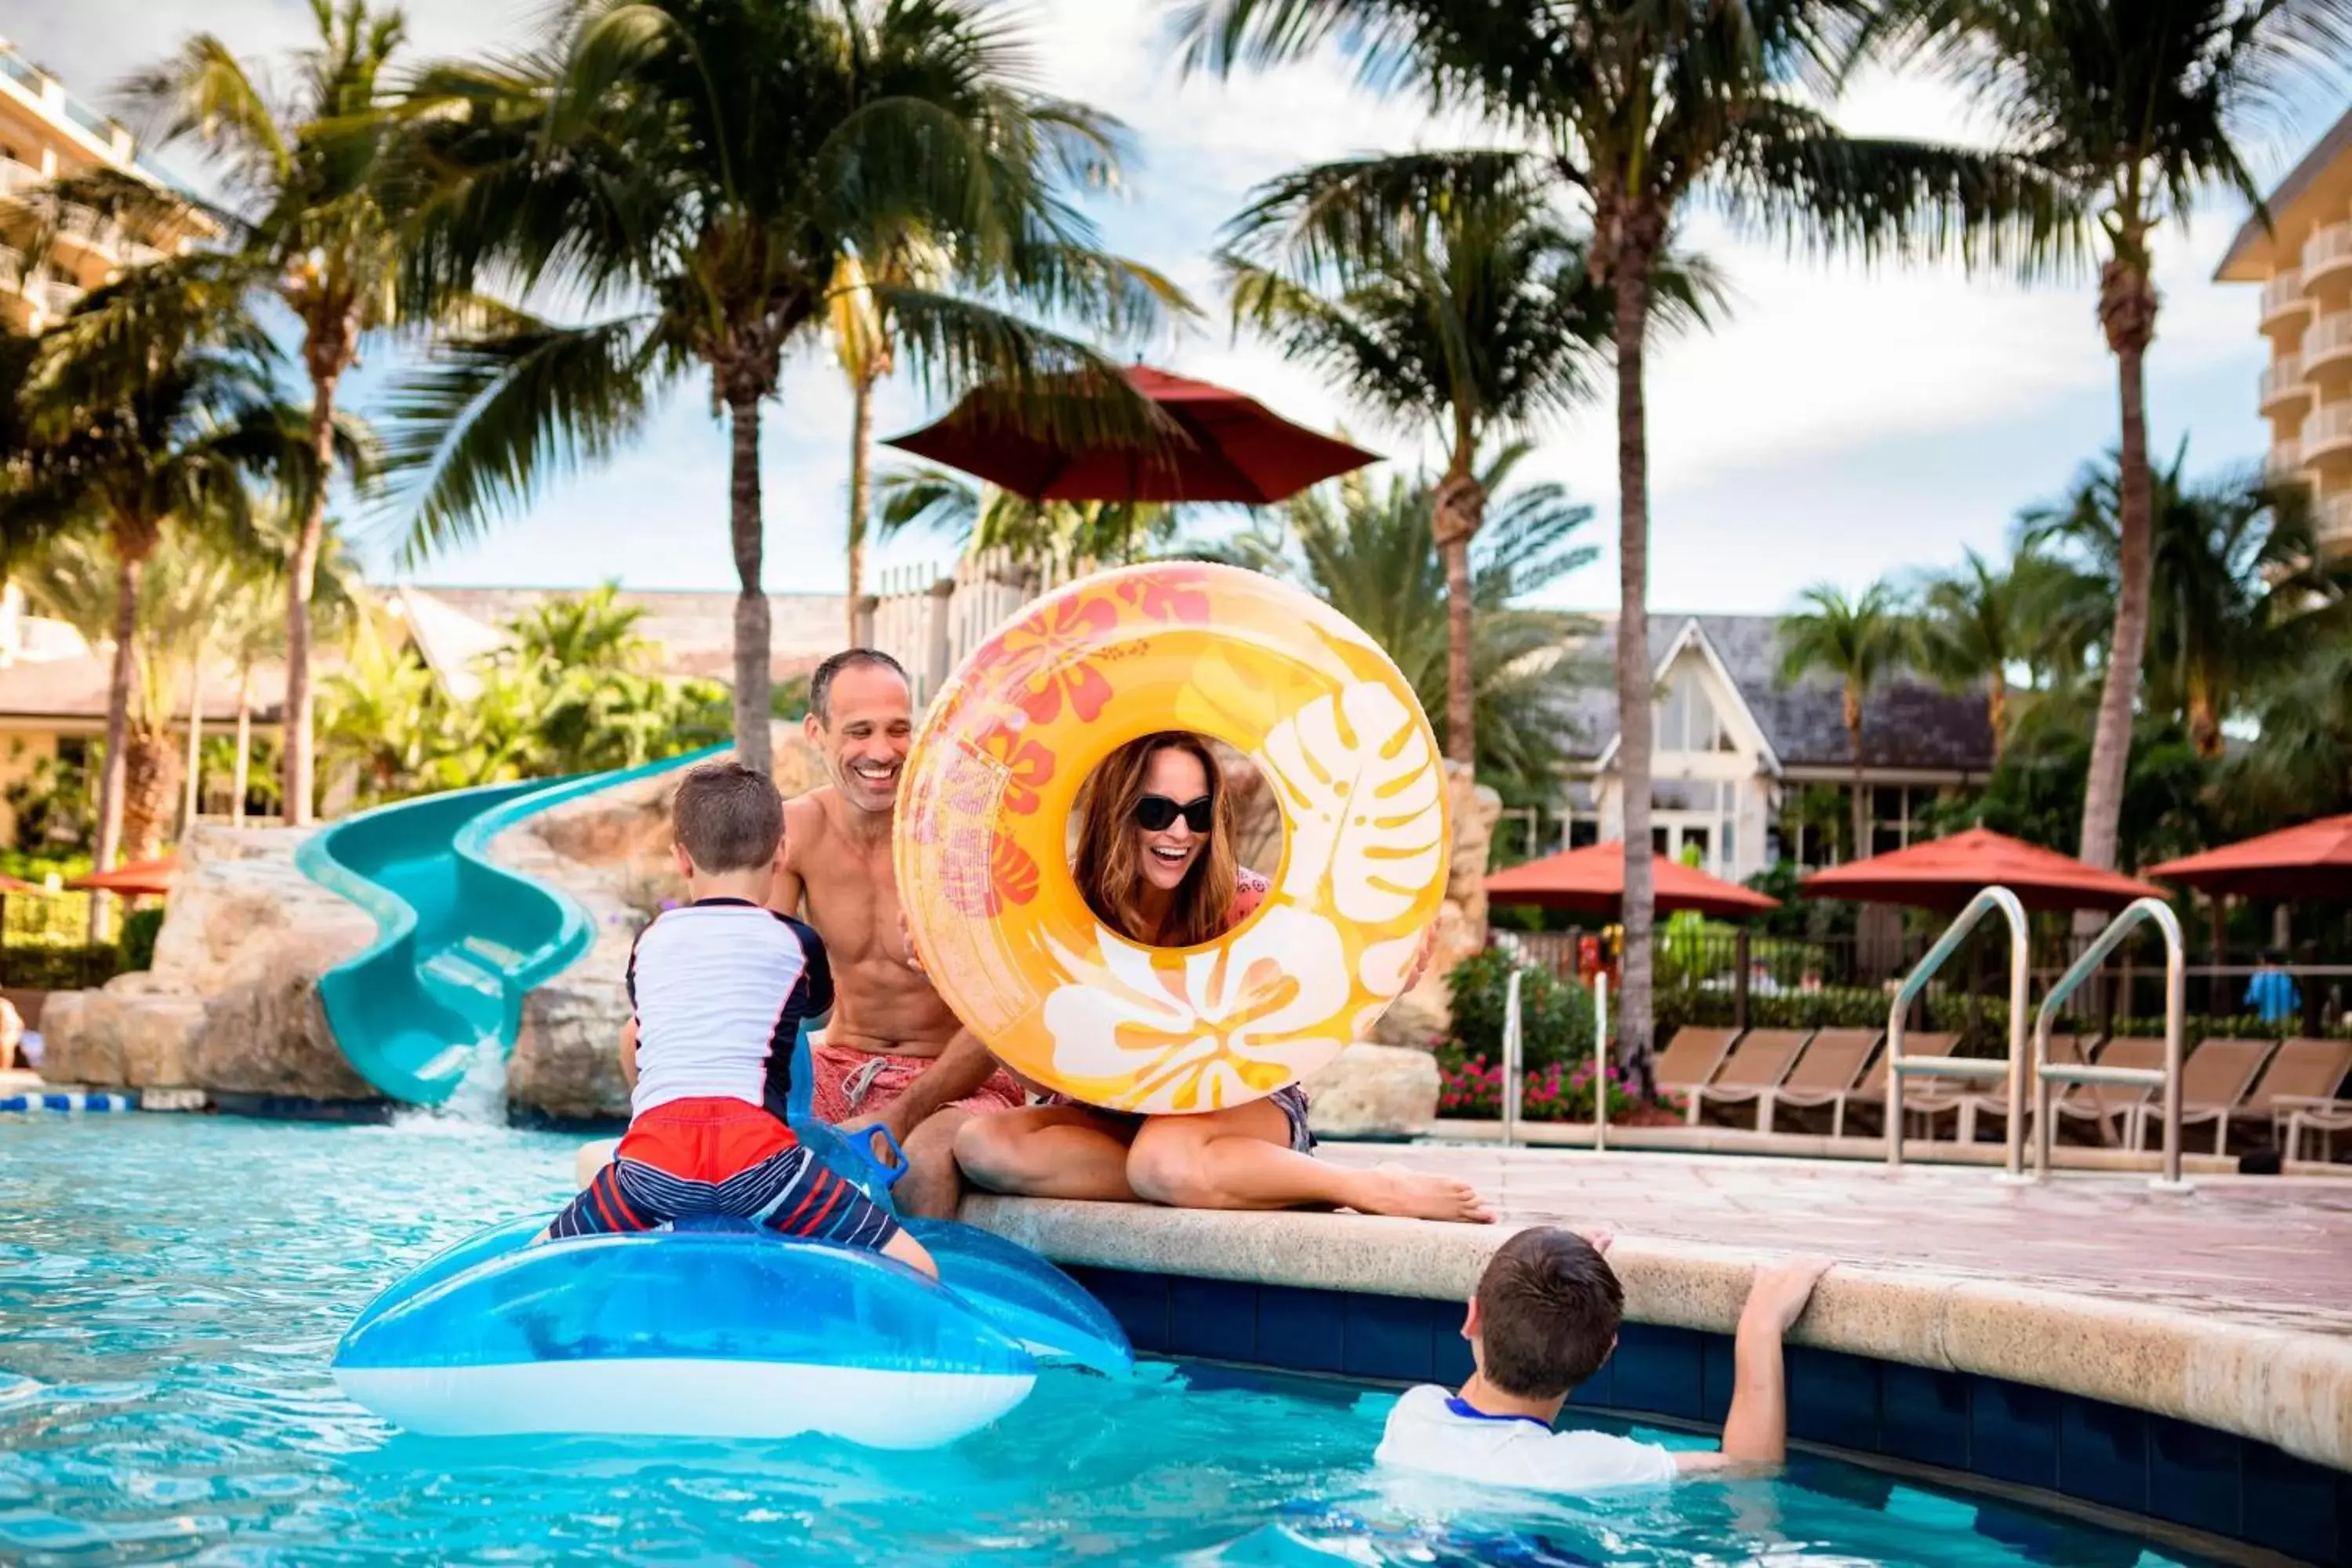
top-left (1065, 1265), bottom-right (2352, 1568)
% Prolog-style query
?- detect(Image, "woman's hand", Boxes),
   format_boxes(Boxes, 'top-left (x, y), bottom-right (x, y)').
top-left (1400, 926), bottom-right (1439, 993)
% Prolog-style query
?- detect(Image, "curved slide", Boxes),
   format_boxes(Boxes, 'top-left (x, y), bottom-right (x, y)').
top-left (296, 747), bottom-right (723, 1106)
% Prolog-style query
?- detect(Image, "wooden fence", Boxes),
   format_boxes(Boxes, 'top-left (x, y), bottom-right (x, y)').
top-left (855, 548), bottom-right (1094, 706)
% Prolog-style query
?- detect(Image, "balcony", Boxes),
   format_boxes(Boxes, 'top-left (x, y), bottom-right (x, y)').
top-left (2263, 268), bottom-right (2314, 332)
top-left (2270, 434), bottom-right (2305, 478)
top-left (2322, 491), bottom-right (2352, 547)
top-left (2302, 400), bottom-right (2352, 467)
top-left (2304, 310), bottom-right (2352, 382)
top-left (2260, 352), bottom-right (2313, 415)
top-left (2306, 221), bottom-right (2352, 293)
top-left (30, 275), bottom-right (80, 322)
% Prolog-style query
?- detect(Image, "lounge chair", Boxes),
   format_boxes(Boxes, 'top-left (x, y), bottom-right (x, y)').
top-left (2042, 1036), bottom-right (2164, 1148)
top-left (1756, 1029), bottom-right (1882, 1138)
top-left (1653, 1027), bottom-right (1737, 1119)
top-left (2137, 1036), bottom-right (2278, 1156)
top-left (2250, 1038), bottom-right (2352, 1160)
top-left (1949, 1034), bottom-right (2085, 1145)
top-left (1687, 1029), bottom-right (1814, 1128)
top-left (1879, 1031), bottom-right (1972, 1141)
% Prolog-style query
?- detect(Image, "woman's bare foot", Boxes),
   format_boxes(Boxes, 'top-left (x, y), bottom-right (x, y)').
top-left (1343, 1166), bottom-right (1495, 1223)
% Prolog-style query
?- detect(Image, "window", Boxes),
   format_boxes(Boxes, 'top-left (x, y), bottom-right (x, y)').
top-left (1653, 669), bottom-right (1736, 753)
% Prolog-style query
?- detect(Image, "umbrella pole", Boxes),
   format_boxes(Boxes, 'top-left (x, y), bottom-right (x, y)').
top-left (1594, 971), bottom-right (1610, 1154)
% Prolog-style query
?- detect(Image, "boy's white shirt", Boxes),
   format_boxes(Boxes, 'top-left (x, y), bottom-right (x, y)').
top-left (1375, 1385), bottom-right (1678, 1492)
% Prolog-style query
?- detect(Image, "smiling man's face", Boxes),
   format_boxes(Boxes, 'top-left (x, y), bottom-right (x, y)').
top-left (808, 662), bottom-right (914, 816)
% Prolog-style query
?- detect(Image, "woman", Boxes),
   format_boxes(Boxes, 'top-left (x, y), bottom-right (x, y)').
top-left (953, 731), bottom-right (1491, 1223)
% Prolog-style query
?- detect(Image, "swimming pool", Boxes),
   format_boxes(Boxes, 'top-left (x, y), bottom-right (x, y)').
top-left (1, 1116), bottom-right (2222, 1564)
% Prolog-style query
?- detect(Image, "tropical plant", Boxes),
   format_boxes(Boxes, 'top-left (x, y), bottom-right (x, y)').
top-left (1880, 0), bottom-right (2352, 877)
top-left (1777, 581), bottom-right (1910, 866)
top-left (14, 276), bottom-right (293, 873)
top-left (2228, 637), bottom-right (2352, 829)
top-left (118, 0), bottom-right (452, 825)
top-left (1180, 0), bottom-right (2067, 1076)
top-left (1919, 705), bottom-right (2210, 872)
top-left (20, 528), bottom-right (246, 859)
top-left (508, 582), bottom-right (654, 673)
top-left (386, 0), bottom-right (1177, 775)
top-left (1218, 158), bottom-right (1713, 778)
top-left (877, 463), bottom-right (1180, 572)
top-left (1181, 445), bottom-right (1595, 804)
top-left (2022, 445), bottom-right (2352, 760)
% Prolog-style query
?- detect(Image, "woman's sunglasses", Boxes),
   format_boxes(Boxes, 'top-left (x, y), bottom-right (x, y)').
top-left (1134, 793), bottom-right (1213, 833)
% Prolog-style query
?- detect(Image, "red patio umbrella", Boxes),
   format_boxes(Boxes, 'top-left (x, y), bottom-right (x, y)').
top-left (0, 873), bottom-right (36, 895)
top-left (69, 855), bottom-right (180, 898)
top-left (1486, 841), bottom-right (1780, 919)
top-left (2147, 812), bottom-right (2352, 901)
top-left (1801, 827), bottom-right (2162, 913)
top-left (883, 365), bottom-right (1378, 504)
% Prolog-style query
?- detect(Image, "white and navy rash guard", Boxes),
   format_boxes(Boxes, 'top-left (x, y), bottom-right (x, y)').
top-left (624, 897), bottom-right (833, 1120)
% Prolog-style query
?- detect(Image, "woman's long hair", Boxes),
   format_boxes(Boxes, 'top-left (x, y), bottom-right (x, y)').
top-left (1071, 732), bottom-right (1239, 948)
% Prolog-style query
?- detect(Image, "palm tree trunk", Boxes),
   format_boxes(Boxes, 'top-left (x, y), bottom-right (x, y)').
top-left (1610, 236), bottom-right (1658, 1091)
top-left (282, 368), bottom-right (340, 827)
top-left (1846, 688), bottom-right (1867, 862)
top-left (1987, 671), bottom-right (2008, 765)
top-left (727, 386), bottom-right (774, 777)
top-left (846, 367), bottom-right (875, 648)
top-left (93, 545), bottom-right (140, 877)
top-left (2080, 258), bottom-right (2158, 874)
top-left (232, 666), bottom-right (252, 829)
top-left (180, 655), bottom-right (202, 838)
top-left (122, 726), bottom-right (180, 864)
top-left (1430, 459), bottom-right (1483, 767)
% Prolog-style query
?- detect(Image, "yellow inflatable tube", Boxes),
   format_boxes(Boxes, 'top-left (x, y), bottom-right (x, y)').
top-left (895, 562), bottom-right (1451, 1115)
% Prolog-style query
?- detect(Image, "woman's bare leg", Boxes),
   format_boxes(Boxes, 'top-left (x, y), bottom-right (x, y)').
top-left (953, 1105), bottom-right (1142, 1202)
top-left (1125, 1105), bottom-right (1492, 1223)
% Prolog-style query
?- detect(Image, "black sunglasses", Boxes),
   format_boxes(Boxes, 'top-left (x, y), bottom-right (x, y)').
top-left (1134, 793), bottom-right (1213, 833)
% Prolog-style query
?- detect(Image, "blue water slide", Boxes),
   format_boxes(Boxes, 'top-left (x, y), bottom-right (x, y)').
top-left (295, 747), bottom-right (724, 1106)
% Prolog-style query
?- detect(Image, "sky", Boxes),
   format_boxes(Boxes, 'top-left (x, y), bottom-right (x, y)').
top-left (15, 1), bottom-right (2340, 616)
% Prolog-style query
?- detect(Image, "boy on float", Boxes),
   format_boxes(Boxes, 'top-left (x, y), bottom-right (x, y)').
top-left (549, 761), bottom-right (935, 1278)
top-left (1377, 1227), bottom-right (1831, 1490)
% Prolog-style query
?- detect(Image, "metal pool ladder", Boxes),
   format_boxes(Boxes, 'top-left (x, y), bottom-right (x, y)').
top-left (1886, 885), bottom-right (2031, 1181)
top-left (2030, 896), bottom-right (2192, 1193)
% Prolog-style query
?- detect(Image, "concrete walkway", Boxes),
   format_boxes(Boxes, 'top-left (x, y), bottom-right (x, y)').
top-left (1322, 1141), bottom-right (2352, 1340)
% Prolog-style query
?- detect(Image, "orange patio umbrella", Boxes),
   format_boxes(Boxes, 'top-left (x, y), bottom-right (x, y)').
top-left (1486, 840), bottom-right (1780, 919)
top-left (0, 873), bottom-right (37, 894)
top-left (2147, 812), bottom-right (2352, 901)
top-left (1801, 827), bottom-right (2162, 913)
top-left (69, 855), bottom-right (180, 898)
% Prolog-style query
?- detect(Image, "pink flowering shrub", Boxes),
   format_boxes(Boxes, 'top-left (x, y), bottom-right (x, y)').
top-left (1437, 1052), bottom-right (1642, 1122)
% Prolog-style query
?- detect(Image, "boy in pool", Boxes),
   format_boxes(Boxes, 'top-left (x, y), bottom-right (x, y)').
top-left (1377, 1228), bottom-right (1829, 1490)
top-left (547, 761), bottom-right (935, 1278)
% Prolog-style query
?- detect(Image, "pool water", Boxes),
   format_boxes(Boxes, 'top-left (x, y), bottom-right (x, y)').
top-left (2, 1116), bottom-right (2216, 1566)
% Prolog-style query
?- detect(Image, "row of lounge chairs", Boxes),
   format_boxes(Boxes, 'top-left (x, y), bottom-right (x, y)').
top-left (1650, 1025), bottom-right (2352, 1158)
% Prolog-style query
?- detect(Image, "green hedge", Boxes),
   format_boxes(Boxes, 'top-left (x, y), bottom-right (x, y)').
top-left (118, 907), bottom-right (164, 974)
top-left (0, 943), bottom-right (122, 991)
top-left (1448, 946), bottom-right (1596, 1073)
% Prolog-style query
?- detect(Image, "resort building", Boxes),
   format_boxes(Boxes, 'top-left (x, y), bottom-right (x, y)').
top-left (2217, 103), bottom-right (2352, 553)
top-left (0, 36), bottom-right (206, 333)
top-left (1547, 614), bottom-right (1994, 883)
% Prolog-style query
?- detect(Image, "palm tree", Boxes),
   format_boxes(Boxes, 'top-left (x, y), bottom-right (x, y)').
top-left (509, 583), bottom-right (654, 673)
top-left (1180, 0), bottom-right (2067, 1078)
top-left (877, 463), bottom-right (1180, 573)
top-left (1183, 445), bottom-right (1597, 804)
top-left (828, 234), bottom-right (1189, 644)
top-left (121, 0), bottom-right (444, 825)
top-left (1778, 581), bottom-right (1909, 863)
top-left (2023, 445), bottom-right (2352, 759)
top-left (1218, 158), bottom-right (1707, 772)
top-left (1882, 0), bottom-right (2352, 875)
top-left (387, 0), bottom-right (1174, 776)
top-left (16, 278), bottom-right (287, 877)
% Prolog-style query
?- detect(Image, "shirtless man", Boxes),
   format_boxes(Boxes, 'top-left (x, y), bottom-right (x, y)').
top-left (769, 649), bottom-right (1023, 1218)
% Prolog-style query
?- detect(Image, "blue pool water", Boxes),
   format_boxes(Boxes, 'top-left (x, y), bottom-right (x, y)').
top-left (1, 1116), bottom-right (2216, 1565)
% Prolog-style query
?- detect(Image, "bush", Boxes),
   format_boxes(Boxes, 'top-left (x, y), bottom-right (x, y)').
top-left (1435, 1050), bottom-right (1642, 1122)
top-left (1447, 946), bottom-right (1595, 1073)
top-left (118, 906), bottom-right (164, 973)
top-left (0, 942), bottom-right (122, 990)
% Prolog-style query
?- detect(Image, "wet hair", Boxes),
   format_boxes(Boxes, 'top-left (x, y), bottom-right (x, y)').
top-left (809, 648), bottom-right (909, 726)
top-left (671, 761), bottom-right (784, 873)
top-left (1474, 1228), bottom-right (1624, 1399)
top-left (1071, 732), bottom-right (1238, 949)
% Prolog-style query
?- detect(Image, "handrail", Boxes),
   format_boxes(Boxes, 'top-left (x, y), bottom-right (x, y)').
top-left (1501, 967), bottom-right (1524, 1148)
top-left (1886, 885), bottom-right (2030, 1179)
top-left (2031, 896), bottom-right (2190, 1192)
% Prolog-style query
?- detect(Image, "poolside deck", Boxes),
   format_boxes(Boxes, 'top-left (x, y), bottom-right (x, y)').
top-left (964, 1143), bottom-right (2352, 1472)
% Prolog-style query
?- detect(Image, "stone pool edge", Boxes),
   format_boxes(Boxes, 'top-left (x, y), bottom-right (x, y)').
top-left (958, 1195), bottom-right (2352, 1476)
